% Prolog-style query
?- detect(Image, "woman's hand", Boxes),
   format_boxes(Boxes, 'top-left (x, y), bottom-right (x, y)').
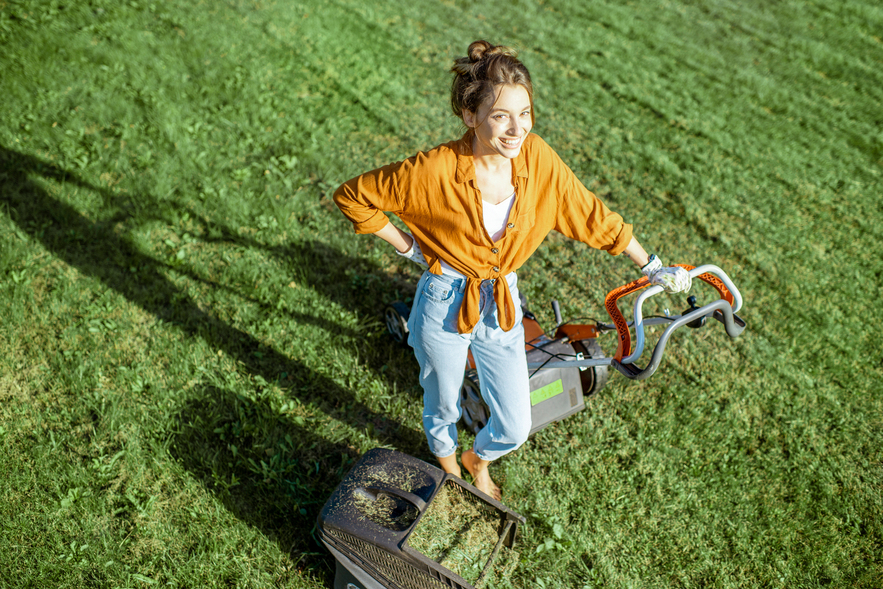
top-left (621, 237), bottom-right (691, 293)
top-left (641, 255), bottom-right (691, 293)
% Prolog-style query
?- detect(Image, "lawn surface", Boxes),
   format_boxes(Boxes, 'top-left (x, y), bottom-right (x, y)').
top-left (1, 0), bottom-right (881, 587)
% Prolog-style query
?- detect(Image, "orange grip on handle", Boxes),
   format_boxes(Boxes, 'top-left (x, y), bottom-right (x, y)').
top-left (604, 264), bottom-right (735, 361)
top-left (604, 276), bottom-right (651, 361)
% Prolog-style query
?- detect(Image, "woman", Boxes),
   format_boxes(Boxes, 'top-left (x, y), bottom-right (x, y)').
top-left (333, 40), bottom-right (690, 499)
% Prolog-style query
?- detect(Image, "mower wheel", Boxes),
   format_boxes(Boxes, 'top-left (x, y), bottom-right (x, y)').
top-left (572, 339), bottom-right (609, 397)
top-left (384, 302), bottom-right (411, 345)
top-left (460, 370), bottom-right (488, 435)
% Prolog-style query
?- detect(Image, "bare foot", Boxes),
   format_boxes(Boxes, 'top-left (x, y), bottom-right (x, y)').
top-left (437, 452), bottom-right (462, 478)
top-left (462, 448), bottom-right (501, 501)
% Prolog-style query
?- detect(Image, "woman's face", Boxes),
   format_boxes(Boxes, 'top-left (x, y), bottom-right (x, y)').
top-left (464, 84), bottom-right (533, 160)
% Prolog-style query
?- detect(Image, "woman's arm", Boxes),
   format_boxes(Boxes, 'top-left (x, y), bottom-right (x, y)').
top-left (619, 237), bottom-right (650, 268)
top-left (373, 222), bottom-right (414, 253)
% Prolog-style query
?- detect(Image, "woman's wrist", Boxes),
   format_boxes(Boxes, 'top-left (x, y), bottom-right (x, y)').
top-left (396, 232), bottom-right (414, 253)
top-left (397, 238), bottom-right (414, 254)
top-left (621, 236), bottom-right (650, 267)
top-left (640, 254), bottom-right (662, 275)
top-left (395, 234), bottom-right (428, 268)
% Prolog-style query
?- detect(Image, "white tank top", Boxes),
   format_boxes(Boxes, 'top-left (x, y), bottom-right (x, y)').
top-left (439, 193), bottom-right (516, 278)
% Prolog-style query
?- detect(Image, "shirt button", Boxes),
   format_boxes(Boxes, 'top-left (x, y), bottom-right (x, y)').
top-left (507, 223), bottom-right (514, 229)
top-left (491, 248), bottom-right (499, 254)
top-left (493, 266), bottom-right (500, 272)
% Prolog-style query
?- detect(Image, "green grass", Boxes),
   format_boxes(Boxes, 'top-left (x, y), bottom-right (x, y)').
top-left (1, 0), bottom-right (881, 587)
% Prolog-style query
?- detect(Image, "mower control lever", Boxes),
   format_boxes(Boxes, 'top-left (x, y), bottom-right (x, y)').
top-left (551, 300), bottom-right (563, 326)
top-left (683, 295), bottom-right (707, 329)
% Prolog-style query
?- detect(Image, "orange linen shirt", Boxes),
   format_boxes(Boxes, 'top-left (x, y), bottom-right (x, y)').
top-left (333, 131), bottom-right (633, 334)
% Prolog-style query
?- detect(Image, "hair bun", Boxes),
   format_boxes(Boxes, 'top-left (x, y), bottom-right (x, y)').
top-left (450, 40), bottom-right (532, 119)
top-left (467, 40), bottom-right (495, 62)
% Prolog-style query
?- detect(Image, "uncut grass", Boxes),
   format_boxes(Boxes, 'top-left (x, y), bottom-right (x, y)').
top-left (2, 0), bottom-right (882, 587)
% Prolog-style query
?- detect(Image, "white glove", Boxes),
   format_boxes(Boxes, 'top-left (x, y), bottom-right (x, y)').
top-left (395, 234), bottom-right (428, 268)
top-left (641, 255), bottom-right (691, 293)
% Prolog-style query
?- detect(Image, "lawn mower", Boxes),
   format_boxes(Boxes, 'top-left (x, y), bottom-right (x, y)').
top-left (317, 265), bottom-right (745, 589)
top-left (384, 264), bottom-right (746, 436)
top-left (318, 448), bottom-right (526, 589)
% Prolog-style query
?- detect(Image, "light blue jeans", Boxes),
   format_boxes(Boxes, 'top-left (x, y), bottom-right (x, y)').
top-left (407, 271), bottom-right (531, 462)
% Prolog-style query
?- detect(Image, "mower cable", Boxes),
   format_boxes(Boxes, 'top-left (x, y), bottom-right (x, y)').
top-left (524, 315), bottom-right (677, 376)
top-left (528, 353), bottom-right (570, 378)
top-left (523, 341), bottom-right (581, 378)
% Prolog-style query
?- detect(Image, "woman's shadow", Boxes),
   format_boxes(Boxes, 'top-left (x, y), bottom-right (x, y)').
top-left (0, 145), bottom-right (429, 580)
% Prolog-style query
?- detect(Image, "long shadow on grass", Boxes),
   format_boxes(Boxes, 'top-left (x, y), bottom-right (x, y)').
top-left (144, 201), bottom-right (423, 389)
top-left (0, 146), bottom-right (428, 576)
top-left (171, 384), bottom-right (354, 581)
top-left (69, 174), bottom-right (421, 392)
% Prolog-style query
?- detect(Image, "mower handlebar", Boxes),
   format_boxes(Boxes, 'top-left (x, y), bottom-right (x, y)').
top-left (605, 264), bottom-right (745, 380)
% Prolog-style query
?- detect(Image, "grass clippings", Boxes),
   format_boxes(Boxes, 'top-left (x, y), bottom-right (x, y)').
top-left (408, 482), bottom-right (506, 585)
top-left (352, 489), bottom-right (420, 532)
top-left (339, 460), bottom-right (435, 532)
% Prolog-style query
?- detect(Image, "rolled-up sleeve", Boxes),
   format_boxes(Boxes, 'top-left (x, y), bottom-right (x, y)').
top-left (333, 162), bottom-right (405, 235)
top-left (548, 151), bottom-right (632, 255)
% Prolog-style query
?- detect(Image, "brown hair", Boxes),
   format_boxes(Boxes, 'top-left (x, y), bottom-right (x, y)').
top-left (450, 40), bottom-right (533, 121)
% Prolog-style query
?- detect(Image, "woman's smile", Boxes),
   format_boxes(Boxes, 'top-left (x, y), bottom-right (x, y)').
top-left (465, 84), bottom-right (533, 160)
